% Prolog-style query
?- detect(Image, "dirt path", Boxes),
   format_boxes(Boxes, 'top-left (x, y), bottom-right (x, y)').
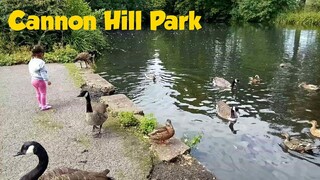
top-left (0, 64), bottom-right (151, 180)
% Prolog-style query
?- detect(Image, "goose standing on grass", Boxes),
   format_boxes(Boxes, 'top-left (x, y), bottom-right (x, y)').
top-left (73, 50), bottom-right (98, 68)
top-left (281, 133), bottom-right (317, 154)
top-left (14, 141), bottom-right (112, 180)
top-left (216, 101), bottom-right (239, 122)
top-left (308, 120), bottom-right (320, 138)
top-left (212, 77), bottom-right (239, 90)
top-left (298, 82), bottom-right (319, 91)
top-left (77, 91), bottom-right (108, 138)
top-left (148, 119), bottom-right (175, 144)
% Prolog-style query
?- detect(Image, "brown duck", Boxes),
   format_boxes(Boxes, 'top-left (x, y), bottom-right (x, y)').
top-left (148, 119), bottom-right (175, 144)
top-left (281, 133), bottom-right (315, 153)
top-left (308, 120), bottom-right (320, 138)
top-left (14, 141), bottom-right (112, 180)
top-left (249, 75), bottom-right (261, 85)
top-left (298, 82), bottom-right (319, 91)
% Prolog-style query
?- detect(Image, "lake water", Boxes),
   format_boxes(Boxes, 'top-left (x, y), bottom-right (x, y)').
top-left (96, 24), bottom-right (320, 180)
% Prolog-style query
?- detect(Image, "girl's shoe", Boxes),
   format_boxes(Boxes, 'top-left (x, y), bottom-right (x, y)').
top-left (41, 105), bottom-right (52, 111)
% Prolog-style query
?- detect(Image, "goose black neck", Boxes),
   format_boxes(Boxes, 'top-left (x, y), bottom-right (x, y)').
top-left (231, 109), bottom-right (237, 119)
top-left (21, 146), bottom-right (48, 180)
top-left (85, 95), bottom-right (93, 113)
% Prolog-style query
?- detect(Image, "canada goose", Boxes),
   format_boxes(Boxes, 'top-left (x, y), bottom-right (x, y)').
top-left (14, 141), bottom-right (112, 179)
top-left (216, 101), bottom-right (239, 122)
top-left (145, 73), bottom-right (156, 82)
top-left (249, 75), bottom-right (261, 85)
top-left (308, 120), bottom-right (320, 138)
top-left (74, 50), bottom-right (98, 68)
top-left (148, 119), bottom-right (175, 144)
top-left (281, 133), bottom-right (317, 154)
top-left (298, 82), bottom-right (319, 91)
top-left (212, 77), bottom-right (239, 90)
top-left (77, 91), bottom-right (108, 138)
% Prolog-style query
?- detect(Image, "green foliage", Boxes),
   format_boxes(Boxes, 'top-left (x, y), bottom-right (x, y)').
top-left (138, 114), bottom-right (157, 135)
top-left (45, 44), bottom-right (78, 63)
top-left (0, 44), bottom-right (78, 66)
top-left (0, 0), bottom-right (107, 53)
top-left (305, 0), bottom-right (320, 11)
top-left (182, 133), bottom-right (203, 148)
top-left (276, 11), bottom-right (320, 27)
top-left (119, 112), bottom-right (140, 127)
top-left (232, 0), bottom-right (298, 22)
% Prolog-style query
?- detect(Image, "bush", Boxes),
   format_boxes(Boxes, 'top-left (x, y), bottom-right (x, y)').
top-left (138, 114), bottom-right (157, 135)
top-left (276, 11), bottom-right (320, 27)
top-left (0, 44), bottom-right (78, 66)
top-left (182, 133), bottom-right (203, 148)
top-left (119, 112), bottom-right (139, 127)
top-left (45, 44), bottom-right (78, 63)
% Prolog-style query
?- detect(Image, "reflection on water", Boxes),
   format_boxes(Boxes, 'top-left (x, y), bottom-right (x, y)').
top-left (96, 25), bottom-right (320, 179)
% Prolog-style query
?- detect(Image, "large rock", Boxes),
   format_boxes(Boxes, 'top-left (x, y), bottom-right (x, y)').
top-left (100, 94), bottom-right (144, 115)
top-left (76, 63), bottom-right (115, 95)
top-left (150, 138), bottom-right (190, 162)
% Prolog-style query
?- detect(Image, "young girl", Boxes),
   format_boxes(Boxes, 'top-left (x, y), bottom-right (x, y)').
top-left (28, 45), bottom-right (52, 110)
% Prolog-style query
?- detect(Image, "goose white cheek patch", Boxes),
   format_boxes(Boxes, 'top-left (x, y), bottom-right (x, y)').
top-left (85, 92), bottom-right (89, 97)
top-left (26, 145), bottom-right (35, 154)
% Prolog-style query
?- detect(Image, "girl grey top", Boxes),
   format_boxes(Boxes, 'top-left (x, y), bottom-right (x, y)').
top-left (28, 57), bottom-right (49, 81)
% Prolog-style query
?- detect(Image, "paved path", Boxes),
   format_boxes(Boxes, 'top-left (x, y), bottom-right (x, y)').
top-left (0, 64), bottom-right (150, 180)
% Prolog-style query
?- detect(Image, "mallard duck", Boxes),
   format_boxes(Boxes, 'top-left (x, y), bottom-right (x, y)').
top-left (74, 50), bottom-right (97, 68)
top-left (77, 91), bottom-right (108, 138)
top-left (281, 133), bottom-right (315, 153)
top-left (212, 77), bottom-right (239, 89)
top-left (308, 120), bottom-right (320, 138)
top-left (216, 101), bottom-right (239, 122)
top-left (14, 141), bottom-right (112, 179)
top-left (148, 119), bottom-right (175, 144)
top-left (279, 63), bottom-right (293, 69)
top-left (249, 75), bottom-right (261, 85)
top-left (299, 82), bottom-right (319, 91)
top-left (145, 73), bottom-right (156, 82)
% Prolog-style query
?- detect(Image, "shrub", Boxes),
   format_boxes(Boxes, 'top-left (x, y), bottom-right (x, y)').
top-left (138, 114), bottom-right (157, 135)
top-left (119, 112), bottom-right (139, 127)
top-left (45, 44), bottom-right (78, 63)
top-left (276, 11), bottom-right (320, 27)
top-left (182, 133), bottom-right (203, 148)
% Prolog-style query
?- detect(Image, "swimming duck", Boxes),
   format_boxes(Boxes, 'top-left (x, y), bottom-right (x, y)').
top-left (249, 75), bottom-right (261, 85)
top-left (145, 73), bottom-right (156, 82)
top-left (216, 101), bottom-right (239, 122)
top-left (281, 133), bottom-right (314, 153)
top-left (77, 91), bottom-right (108, 138)
top-left (298, 82), bottom-right (319, 91)
top-left (148, 119), bottom-right (175, 144)
top-left (14, 141), bottom-right (112, 180)
top-left (308, 120), bottom-right (320, 138)
top-left (279, 63), bottom-right (293, 69)
top-left (212, 77), bottom-right (239, 90)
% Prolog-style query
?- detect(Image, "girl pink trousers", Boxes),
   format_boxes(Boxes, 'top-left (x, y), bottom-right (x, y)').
top-left (31, 80), bottom-right (47, 108)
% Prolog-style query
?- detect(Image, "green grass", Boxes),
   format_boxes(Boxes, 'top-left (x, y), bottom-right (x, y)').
top-left (276, 11), bottom-right (320, 27)
top-left (64, 63), bottom-right (86, 87)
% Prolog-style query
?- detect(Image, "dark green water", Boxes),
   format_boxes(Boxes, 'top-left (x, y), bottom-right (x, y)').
top-left (96, 24), bottom-right (320, 180)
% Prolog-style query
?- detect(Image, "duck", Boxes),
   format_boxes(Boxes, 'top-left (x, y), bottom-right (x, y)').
top-left (308, 120), bottom-right (320, 138)
top-left (77, 91), bottom-right (108, 138)
top-left (145, 73), bottom-right (156, 82)
top-left (148, 119), bottom-right (175, 144)
top-left (216, 101), bottom-right (239, 122)
top-left (212, 77), bottom-right (239, 90)
top-left (73, 50), bottom-right (98, 68)
top-left (279, 63), bottom-right (293, 69)
top-left (298, 82), bottom-right (319, 91)
top-left (281, 133), bottom-right (316, 153)
top-left (14, 141), bottom-right (112, 180)
top-left (249, 75), bottom-right (261, 85)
